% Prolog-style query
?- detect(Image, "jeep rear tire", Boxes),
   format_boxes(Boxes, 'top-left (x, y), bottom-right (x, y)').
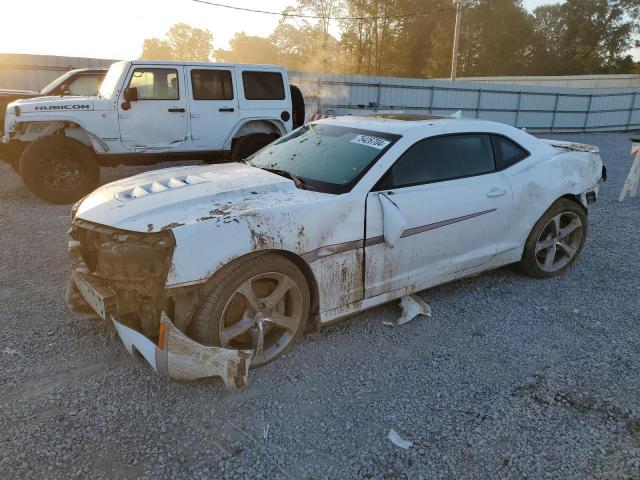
top-left (19, 136), bottom-right (100, 204)
top-left (231, 133), bottom-right (276, 162)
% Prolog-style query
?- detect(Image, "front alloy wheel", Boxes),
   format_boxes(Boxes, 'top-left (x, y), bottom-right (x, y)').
top-left (219, 272), bottom-right (304, 366)
top-left (189, 253), bottom-right (310, 367)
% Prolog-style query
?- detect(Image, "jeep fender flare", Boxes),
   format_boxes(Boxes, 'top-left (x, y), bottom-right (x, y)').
top-left (12, 117), bottom-right (108, 153)
top-left (228, 119), bottom-right (287, 148)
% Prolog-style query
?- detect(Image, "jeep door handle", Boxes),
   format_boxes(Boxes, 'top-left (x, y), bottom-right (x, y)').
top-left (486, 188), bottom-right (507, 198)
top-left (219, 107), bottom-right (235, 112)
top-left (168, 107), bottom-right (185, 113)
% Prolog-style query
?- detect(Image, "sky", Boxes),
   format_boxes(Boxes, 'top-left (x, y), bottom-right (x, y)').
top-left (0, 0), bottom-right (636, 60)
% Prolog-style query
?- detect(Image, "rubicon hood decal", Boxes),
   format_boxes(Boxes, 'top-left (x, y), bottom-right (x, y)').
top-left (35, 104), bottom-right (91, 111)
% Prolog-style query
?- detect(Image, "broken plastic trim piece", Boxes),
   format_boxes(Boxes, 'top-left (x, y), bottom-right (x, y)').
top-left (112, 312), bottom-right (253, 389)
top-left (388, 428), bottom-right (413, 449)
top-left (383, 294), bottom-right (432, 327)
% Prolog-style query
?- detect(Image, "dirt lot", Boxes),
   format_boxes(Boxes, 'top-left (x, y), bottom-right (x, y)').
top-left (1, 131), bottom-right (640, 479)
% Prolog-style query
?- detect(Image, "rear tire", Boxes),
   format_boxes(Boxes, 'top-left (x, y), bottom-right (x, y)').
top-left (230, 133), bottom-right (276, 162)
top-left (189, 254), bottom-right (310, 367)
top-left (19, 135), bottom-right (99, 204)
top-left (519, 198), bottom-right (588, 278)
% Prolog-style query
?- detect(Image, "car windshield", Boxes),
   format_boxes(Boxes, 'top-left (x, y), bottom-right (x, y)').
top-left (247, 124), bottom-right (400, 194)
top-left (99, 62), bottom-right (126, 98)
top-left (40, 71), bottom-right (75, 94)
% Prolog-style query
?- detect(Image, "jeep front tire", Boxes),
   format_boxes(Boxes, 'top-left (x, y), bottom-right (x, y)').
top-left (19, 136), bottom-right (100, 204)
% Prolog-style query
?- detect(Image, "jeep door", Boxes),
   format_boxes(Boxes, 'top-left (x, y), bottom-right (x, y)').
top-left (364, 133), bottom-right (513, 297)
top-left (186, 66), bottom-right (239, 149)
top-left (118, 65), bottom-right (188, 149)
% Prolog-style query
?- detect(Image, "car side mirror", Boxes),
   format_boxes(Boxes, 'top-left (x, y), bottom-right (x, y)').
top-left (60, 84), bottom-right (70, 96)
top-left (378, 192), bottom-right (407, 248)
top-left (121, 87), bottom-right (138, 110)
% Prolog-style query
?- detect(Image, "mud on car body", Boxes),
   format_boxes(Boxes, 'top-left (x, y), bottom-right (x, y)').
top-left (66, 116), bottom-right (605, 387)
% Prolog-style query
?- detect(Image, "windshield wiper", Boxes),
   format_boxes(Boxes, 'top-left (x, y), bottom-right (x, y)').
top-left (255, 166), bottom-right (306, 189)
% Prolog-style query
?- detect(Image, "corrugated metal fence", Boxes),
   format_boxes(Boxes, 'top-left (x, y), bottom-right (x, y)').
top-left (289, 71), bottom-right (640, 133)
top-left (0, 53), bottom-right (116, 92)
top-left (1, 54), bottom-right (638, 132)
top-left (446, 74), bottom-right (640, 89)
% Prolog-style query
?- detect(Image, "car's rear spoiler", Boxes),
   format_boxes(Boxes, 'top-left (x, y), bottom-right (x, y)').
top-left (542, 139), bottom-right (600, 154)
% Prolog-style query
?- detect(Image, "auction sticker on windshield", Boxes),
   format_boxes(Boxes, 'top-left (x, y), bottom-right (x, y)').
top-left (350, 134), bottom-right (391, 150)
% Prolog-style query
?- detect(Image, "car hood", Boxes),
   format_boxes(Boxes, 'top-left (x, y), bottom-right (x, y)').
top-left (9, 95), bottom-right (98, 112)
top-left (75, 163), bottom-right (325, 233)
top-left (0, 89), bottom-right (40, 97)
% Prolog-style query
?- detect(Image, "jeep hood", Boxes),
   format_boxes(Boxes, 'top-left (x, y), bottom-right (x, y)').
top-left (75, 162), bottom-right (325, 233)
top-left (9, 95), bottom-right (100, 112)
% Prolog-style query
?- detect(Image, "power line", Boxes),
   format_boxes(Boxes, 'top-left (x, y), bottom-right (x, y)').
top-left (191, 0), bottom-right (456, 21)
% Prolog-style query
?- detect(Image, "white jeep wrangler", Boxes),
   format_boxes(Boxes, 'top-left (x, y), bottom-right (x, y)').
top-left (2, 60), bottom-right (305, 204)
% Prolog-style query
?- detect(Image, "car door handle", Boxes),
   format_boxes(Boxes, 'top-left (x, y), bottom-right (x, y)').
top-left (486, 188), bottom-right (507, 198)
top-left (168, 107), bottom-right (185, 113)
top-left (219, 107), bottom-right (235, 112)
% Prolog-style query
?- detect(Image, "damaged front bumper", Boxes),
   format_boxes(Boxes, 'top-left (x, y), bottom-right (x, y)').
top-left (68, 236), bottom-right (252, 389)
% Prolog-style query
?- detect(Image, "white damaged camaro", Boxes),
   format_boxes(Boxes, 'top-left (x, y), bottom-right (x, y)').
top-left (67, 116), bottom-right (605, 387)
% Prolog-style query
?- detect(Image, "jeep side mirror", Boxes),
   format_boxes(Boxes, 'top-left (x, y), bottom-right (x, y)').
top-left (121, 87), bottom-right (138, 110)
top-left (60, 84), bottom-right (70, 96)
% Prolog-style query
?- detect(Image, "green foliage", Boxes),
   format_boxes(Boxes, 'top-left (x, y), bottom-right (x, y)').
top-left (141, 1), bottom-right (640, 77)
top-left (140, 23), bottom-right (214, 61)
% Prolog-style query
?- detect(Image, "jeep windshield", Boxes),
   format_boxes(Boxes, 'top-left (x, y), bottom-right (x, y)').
top-left (247, 124), bottom-right (400, 194)
top-left (99, 61), bottom-right (126, 98)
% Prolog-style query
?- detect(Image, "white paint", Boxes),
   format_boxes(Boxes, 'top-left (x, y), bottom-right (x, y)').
top-left (3, 60), bottom-right (292, 155)
top-left (73, 116), bottom-right (604, 325)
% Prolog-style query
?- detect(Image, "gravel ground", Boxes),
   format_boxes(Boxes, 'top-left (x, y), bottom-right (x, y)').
top-left (1, 131), bottom-right (639, 480)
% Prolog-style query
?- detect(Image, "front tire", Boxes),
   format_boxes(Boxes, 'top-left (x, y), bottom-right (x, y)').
top-left (519, 198), bottom-right (588, 278)
top-left (189, 254), bottom-right (310, 367)
top-left (19, 135), bottom-right (99, 204)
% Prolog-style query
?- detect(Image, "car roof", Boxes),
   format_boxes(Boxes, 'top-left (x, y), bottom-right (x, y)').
top-left (312, 115), bottom-right (513, 136)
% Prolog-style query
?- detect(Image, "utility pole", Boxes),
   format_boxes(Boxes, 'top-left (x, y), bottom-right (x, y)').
top-left (450, 0), bottom-right (472, 81)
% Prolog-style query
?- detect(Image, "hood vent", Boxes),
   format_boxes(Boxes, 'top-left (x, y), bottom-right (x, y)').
top-left (115, 174), bottom-right (207, 201)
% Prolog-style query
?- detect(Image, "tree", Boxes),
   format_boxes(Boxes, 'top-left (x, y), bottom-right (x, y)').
top-left (140, 23), bottom-right (214, 61)
top-left (532, 0), bottom-right (640, 75)
top-left (458, 0), bottom-right (536, 76)
top-left (215, 33), bottom-right (280, 64)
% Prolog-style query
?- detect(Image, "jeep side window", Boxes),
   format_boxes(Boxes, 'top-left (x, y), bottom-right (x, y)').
top-left (242, 71), bottom-right (285, 100)
top-left (191, 70), bottom-right (233, 100)
top-left (128, 68), bottom-right (179, 100)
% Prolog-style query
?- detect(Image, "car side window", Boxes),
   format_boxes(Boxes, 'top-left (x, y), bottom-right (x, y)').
top-left (191, 69), bottom-right (233, 100)
top-left (242, 71), bottom-right (285, 100)
top-left (128, 68), bottom-right (179, 100)
top-left (378, 134), bottom-right (496, 189)
top-left (492, 135), bottom-right (529, 170)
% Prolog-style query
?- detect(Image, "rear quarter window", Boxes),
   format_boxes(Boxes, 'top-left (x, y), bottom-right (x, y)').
top-left (492, 135), bottom-right (529, 170)
top-left (242, 71), bottom-right (285, 100)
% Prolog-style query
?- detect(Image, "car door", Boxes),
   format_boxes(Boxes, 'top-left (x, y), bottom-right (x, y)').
top-left (118, 65), bottom-right (188, 150)
top-left (187, 66), bottom-right (239, 149)
top-left (364, 133), bottom-right (513, 298)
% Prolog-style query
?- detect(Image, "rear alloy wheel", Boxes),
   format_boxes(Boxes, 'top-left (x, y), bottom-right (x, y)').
top-left (520, 198), bottom-right (587, 278)
top-left (19, 136), bottom-right (99, 204)
top-left (190, 254), bottom-right (310, 367)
